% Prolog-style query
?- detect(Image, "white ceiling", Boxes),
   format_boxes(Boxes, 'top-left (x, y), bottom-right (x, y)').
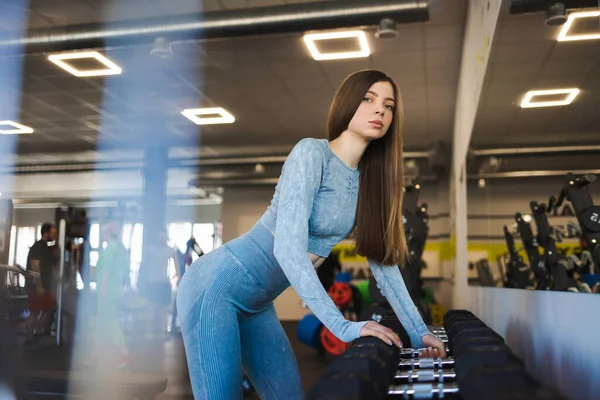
top-left (0, 0), bottom-right (467, 165)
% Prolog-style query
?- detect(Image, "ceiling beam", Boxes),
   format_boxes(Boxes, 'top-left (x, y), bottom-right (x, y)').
top-left (470, 169), bottom-right (600, 179)
top-left (2, 0), bottom-right (429, 54)
top-left (509, 0), bottom-right (599, 14)
top-left (471, 145), bottom-right (600, 157)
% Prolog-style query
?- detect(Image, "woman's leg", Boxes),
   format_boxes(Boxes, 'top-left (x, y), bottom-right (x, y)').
top-left (239, 305), bottom-right (304, 400)
top-left (179, 267), bottom-right (245, 400)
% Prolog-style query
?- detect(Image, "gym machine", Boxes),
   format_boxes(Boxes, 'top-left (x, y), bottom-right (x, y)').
top-left (514, 212), bottom-right (551, 290)
top-left (529, 201), bottom-right (580, 292)
top-left (498, 172), bottom-right (600, 293)
top-left (548, 173), bottom-right (600, 272)
top-left (501, 225), bottom-right (534, 289)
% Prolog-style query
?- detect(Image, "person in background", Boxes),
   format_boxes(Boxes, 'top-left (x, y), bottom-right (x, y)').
top-left (95, 217), bottom-right (131, 367)
top-left (24, 223), bottom-right (57, 347)
top-left (170, 237), bottom-right (205, 333)
top-left (141, 228), bottom-right (177, 337)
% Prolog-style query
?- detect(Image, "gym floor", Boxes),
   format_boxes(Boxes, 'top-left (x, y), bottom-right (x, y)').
top-left (16, 321), bottom-right (332, 399)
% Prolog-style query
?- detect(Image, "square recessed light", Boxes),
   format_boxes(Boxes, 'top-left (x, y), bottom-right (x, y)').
top-left (520, 88), bottom-right (580, 108)
top-left (303, 30), bottom-right (370, 61)
top-left (182, 107), bottom-right (235, 125)
top-left (48, 51), bottom-right (122, 77)
top-left (557, 10), bottom-right (600, 41)
top-left (0, 121), bottom-right (34, 135)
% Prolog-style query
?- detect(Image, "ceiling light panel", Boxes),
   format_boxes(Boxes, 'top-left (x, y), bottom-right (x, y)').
top-left (0, 121), bottom-right (34, 134)
top-left (303, 30), bottom-right (370, 61)
top-left (182, 107), bottom-right (235, 125)
top-left (520, 88), bottom-right (580, 108)
top-left (557, 10), bottom-right (600, 42)
top-left (48, 51), bottom-right (122, 77)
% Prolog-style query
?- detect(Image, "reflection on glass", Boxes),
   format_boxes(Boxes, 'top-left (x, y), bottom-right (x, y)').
top-left (468, 174), bottom-right (600, 294)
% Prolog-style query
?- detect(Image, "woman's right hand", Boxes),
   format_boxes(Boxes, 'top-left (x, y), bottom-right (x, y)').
top-left (359, 321), bottom-right (403, 348)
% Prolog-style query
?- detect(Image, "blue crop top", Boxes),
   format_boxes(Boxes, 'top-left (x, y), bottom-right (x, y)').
top-left (258, 138), bottom-right (431, 347)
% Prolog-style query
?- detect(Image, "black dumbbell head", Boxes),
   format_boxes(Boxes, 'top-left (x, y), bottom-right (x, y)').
top-left (452, 336), bottom-right (506, 358)
top-left (447, 320), bottom-right (488, 341)
top-left (458, 363), bottom-right (532, 400)
top-left (325, 355), bottom-right (391, 389)
top-left (443, 310), bottom-right (476, 325)
top-left (444, 313), bottom-right (483, 327)
top-left (307, 372), bottom-right (382, 400)
top-left (344, 344), bottom-right (396, 376)
top-left (454, 345), bottom-right (523, 381)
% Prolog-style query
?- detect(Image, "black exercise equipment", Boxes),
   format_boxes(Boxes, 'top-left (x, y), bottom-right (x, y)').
top-left (530, 201), bottom-right (580, 292)
top-left (515, 212), bottom-right (551, 290)
top-left (502, 225), bottom-right (535, 289)
top-left (548, 173), bottom-right (600, 269)
top-left (358, 304), bottom-right (392, 324)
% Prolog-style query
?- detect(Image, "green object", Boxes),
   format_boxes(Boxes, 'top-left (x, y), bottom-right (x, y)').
top-left (354, 280), bottom-right (373, 307)
top-left (421, 286), bottom-right (436, 305)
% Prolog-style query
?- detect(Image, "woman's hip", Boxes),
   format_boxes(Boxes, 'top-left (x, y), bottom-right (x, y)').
top-left (176, 245), bottom-right (277, 325)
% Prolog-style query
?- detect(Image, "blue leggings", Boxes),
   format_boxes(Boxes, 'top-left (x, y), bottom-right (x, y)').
top-left (177, 226), bottom-right (303, 400)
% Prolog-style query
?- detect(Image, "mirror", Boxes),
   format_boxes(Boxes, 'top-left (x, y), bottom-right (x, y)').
top-left (466, 5), bottom-right (600, 293)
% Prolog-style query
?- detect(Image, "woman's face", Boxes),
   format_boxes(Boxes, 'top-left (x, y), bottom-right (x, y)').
top-left (347, 81), bottom-right (395, 141)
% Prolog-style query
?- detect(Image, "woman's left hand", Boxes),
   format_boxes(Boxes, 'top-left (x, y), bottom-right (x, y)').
top-left (419, 334), bottom-right (447, 358)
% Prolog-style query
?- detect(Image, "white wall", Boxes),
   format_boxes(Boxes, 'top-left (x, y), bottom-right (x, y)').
top-left (221, 186), bottom-right (274, 242)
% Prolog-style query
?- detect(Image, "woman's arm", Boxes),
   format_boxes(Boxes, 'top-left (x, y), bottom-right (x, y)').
top-left (369, 260), bottom-right (431, 348)
top-left (273, 139), bottom-right (367, 343)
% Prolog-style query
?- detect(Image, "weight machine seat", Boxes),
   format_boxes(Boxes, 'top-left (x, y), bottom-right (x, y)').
top-left (18, 370), bottom-right (168, 398)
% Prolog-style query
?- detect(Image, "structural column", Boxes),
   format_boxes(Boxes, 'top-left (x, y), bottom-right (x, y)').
top-left (139, 145), bottom-right (168, 282)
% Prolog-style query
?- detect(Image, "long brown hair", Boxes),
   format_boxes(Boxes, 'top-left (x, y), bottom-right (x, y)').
top-left (327, 70), bottom-right (407, 266)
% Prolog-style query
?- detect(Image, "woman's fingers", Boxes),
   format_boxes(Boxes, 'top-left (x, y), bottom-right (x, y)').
top-left (359, 322), bottom-right (403, 347)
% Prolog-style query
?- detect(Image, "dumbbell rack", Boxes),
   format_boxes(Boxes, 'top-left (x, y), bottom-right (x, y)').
top-left (387, 327), bottom-right (458, 399)
top-left (308, 310), bottom-right (566, 400)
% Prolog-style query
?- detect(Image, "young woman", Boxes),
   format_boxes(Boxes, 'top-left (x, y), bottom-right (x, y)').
top-left (177, 69), bottom-right (446, 399)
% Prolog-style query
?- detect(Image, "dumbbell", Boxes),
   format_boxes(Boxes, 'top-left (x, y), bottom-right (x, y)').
top-left (447, 320), bottom-right (488, 343)
top-left (393, 368), bottom-right (456, 384)
top-left (307, 370), bottom-right (385, 400)
top-left (307, 337), bottom-right (398, 400)
top-left (444, 313), bottom-right (481, 329)
top-left (388, 382), bottom-right (460, 398)
top-left (398, 357), bottom-right (454, 370)
top-left (458, 362), bottom-right (567, 400)
top-left (449, 327), bottom-right (504, 355)
top-left (379, 316), bottom-right (449, 354)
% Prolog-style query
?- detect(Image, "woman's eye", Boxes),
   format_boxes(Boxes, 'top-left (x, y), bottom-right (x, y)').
top-left (386, 104), bottom-right (395, 110)
top-left (363, 97), bottom-right (372, 102)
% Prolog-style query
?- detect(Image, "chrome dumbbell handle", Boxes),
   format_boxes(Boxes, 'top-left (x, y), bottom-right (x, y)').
top-left (394, 368), bottom-right (456, 383)
top-left (399, 348), bottom-right (451, 359)
top-left (388, 382), bottom-right (460, 397)
top-left (398, 357), bottom-right (455, 369)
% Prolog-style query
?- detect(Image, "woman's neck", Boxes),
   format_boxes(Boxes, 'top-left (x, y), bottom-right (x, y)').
top-left (328, 131), bottom-right (369, 169)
